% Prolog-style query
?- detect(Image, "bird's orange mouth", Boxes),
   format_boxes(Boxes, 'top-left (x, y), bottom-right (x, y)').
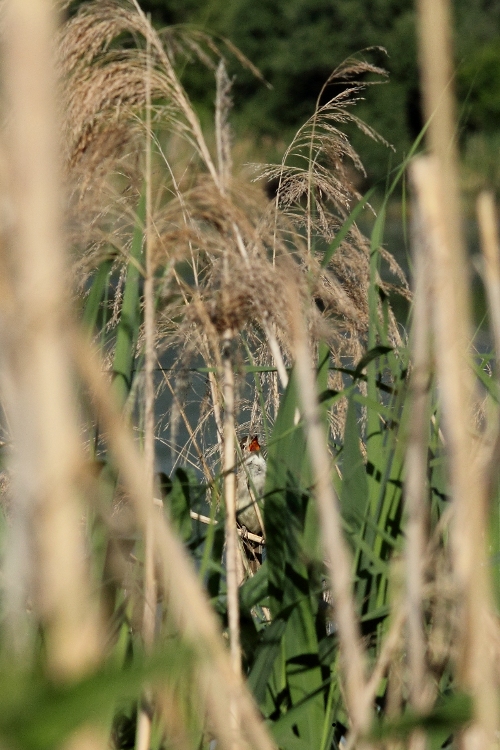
top-left (248, 436), bottom-right (260, 452)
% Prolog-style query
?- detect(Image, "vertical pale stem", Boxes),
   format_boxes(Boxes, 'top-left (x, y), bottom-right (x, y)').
top-left (416, 0), bottom-right (466, 303)
top-left (406, 199), bottom-right (432, 707)
top-left (261, 317), bottom-right (289, 389)
top-left (0, 0), bottom-right (100, 680)
top-left (136, 27), bottom-right (156, 750)
top-left (222, 329), bottom-right (242, 679)
top-left (208, 368), bottom-right (224, 451)
top-left (477, 192), bottom-right (500, 365)
top-left (405, 194), bottom-right (433, 750)
top-left (289, 303), bottom-right (368, 734)
top-left (222, 327), bottom-right (242, 750)
top-left (416, 1), bottom-right (498, 743)
top-left (411, 157), bottom-right (498, 750)
top-left (142, 9), bottom-right (156, 655)
top-left (216, 56), bottom-right (242, 675)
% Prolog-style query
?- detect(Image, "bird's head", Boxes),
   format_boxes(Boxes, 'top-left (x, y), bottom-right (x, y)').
top-left (240, 435), bottom-right (262, 453)
top-left (248, 436), bottom-right (261, 452)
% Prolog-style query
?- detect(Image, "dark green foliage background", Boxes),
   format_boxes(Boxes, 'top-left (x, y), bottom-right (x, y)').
top-left (71, 0), bottom-right (500, 184)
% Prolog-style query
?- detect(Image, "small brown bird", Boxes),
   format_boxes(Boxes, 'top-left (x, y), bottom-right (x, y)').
top-left (236, 435), bottom-right (266, 535)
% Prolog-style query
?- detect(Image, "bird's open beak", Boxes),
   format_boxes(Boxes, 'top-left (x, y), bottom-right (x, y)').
top-left (248, 436), bottom-right (260, 452)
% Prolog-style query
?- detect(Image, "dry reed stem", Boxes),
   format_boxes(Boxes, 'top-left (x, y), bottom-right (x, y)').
top-left (261, 317), bottom-right (289, 389)
top-left (416, 0), bottom-right (466, 307)
top-left (215, 60), bottom-right (232, 196)
top-left (477, 192), bottom-right (500, 366)
top-left (416, 1), bottom-right (498, 742)
top-left (216, 64), bottom-right (246, 671)
top-left (476, 193), bottom-right (500, 523)
top-left (405, 191), bottom-right (433, 713)
top-left (222, 327), bottom-right (243, 684)
top-left (404, 175), bottom-right (435, 750)
top-left (136, 27), bottom-right (156, 750)
top-left (208, 365), bottom-right (224, 450)
top-left (0, 0), bottom-right (101, 681)
top-left (73, 333), bottom-right (275, 750)
top-left (411, 156), bottom-right (498, 749)
top-left (189, 510), bottom-right (264, 545)
top-left (287, 284), bottom-right (369, 734)
top-left (143, 17), bottom-right (156, 651)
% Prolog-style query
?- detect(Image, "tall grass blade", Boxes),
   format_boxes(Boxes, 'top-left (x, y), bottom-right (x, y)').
top-left (321, 187), bottom-right (376, 269)
top-left (83, 258), bottom-right (114, 336)
top-left (112, 193), bottom-right (146, 407)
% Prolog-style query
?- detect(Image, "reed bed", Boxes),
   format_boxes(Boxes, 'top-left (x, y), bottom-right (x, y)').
top-left (0, 1), bottom-right (499, 749)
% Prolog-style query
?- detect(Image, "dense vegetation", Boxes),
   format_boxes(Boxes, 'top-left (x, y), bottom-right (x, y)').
top-left (0, 1), bottom-right (500, 750)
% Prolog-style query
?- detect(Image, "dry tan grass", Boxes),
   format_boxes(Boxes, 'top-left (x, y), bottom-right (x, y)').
top-left (413, 2), bottom-right (499, 745)
top-left (56, 1), bottom-right (409, 460)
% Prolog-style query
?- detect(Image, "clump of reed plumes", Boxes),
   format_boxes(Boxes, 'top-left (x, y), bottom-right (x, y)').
top-left (58, 0), bottom-right (408, 462)
top-left (255, 57), bottom-right (409, 352)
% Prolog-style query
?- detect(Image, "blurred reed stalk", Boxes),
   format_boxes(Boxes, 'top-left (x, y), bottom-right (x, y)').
top-left (416, 0), bottom-right (499, 744)
top-left (0, 0), bottom-right (101, 679)
top-left (477, 193), bottom-right (500, 365)
top-left (221, 323), bottom-right (245, 750)
top-left (405, 185), bottom-right (433, 716)
top-left (215, 59), bottom-right (243, 693)
top-left (476, 193), bottom-right (500, 592)
top-left (411, 155), bottom-right (498, 749)
top-left (404, 169), bottom-right (435, 750)
top-left (222, 324), bottom-right (243, 682)
top-left (287, 286), bottom-right (369, 735)
top-left (136, 25), bottom-right (156, 750)
top-left (73, 335), bottom-right (275, 750)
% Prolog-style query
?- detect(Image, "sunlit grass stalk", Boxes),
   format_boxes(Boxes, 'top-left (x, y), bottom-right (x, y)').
top-left (403, 179), bottom-right (435, 750)
top-left (215, 57), bottom-right (243, 690)
top-left (222, 327), bottom-right (243, 682)
top-left (288, 288), bottom-right (369, 734)
top-left (405, 193), bottom-right (432, 714)
top-left (416, 0), bottom-right (466, 293)
top-left (477, 192), bottom-right (500, 366)
top-left (136, 25), bottom-right (156, 750)
top-left (208, 367), bottom-right (224, 452)
top-left (1, 0), bottom-right (102, 681)
top-left (416, 0), bottom-right (499, 741)
top-left (412, 156), bottom-right (498, 748)
top-left (261, 317), bottom-right (289, 389)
